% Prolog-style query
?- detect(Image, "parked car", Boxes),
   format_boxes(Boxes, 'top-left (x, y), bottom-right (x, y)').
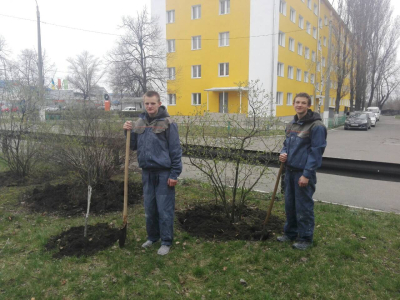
top-left (344, 112), bottom-right (371, 131)
top-left (122, 107), bottom-right (137, 111)
top-left (1, 106), bottom-right (9, 112)
top-left (44, 106), bottom-right (59, 112)
top-left (367, 107), bottom-right (380, 121)
top-left (365, 111), bottom-right (376, 127)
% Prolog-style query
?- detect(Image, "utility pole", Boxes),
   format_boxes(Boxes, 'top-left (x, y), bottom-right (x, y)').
top-left (36, 0), bottom-right (44, 102)
top-left (323, 14), bottom-right (333, 128)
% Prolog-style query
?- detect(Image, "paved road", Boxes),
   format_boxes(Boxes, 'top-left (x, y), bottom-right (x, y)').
top-left (179, 115), bottom-right (400, 213)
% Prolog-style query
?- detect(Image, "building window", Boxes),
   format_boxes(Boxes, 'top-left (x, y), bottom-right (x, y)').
top-left (311, 95), bottom-right (314, 105)
top-left (192, 36), bottom-right (201, 50)
top-left (319, 18), bottom-right (322, 28)
top-left (168, 94), bottom-right (176, 105)
top-left (279, 0), bottom-right (286, 16)
top-left (219, 63), bottom-right (229, 76)
top-left (288, 66), bottom-right (294, 79)
top-left (290, 7), bottom-right (296, 23)
top-left (278, 31), bottom-right (285, 47)
top-left (322, 57), bottom-right (326, 67)
top-left (304, 71), bottom-right (309, 83)
top-left (297, 69), bottom-right (302, 81)
top-left (167, 39), bottom-right (175, 52)
top-left (298, 43), bottom-right (303, 55)
top-left (289, 38), bottom-right (295, 51)
top-left (277, 62), bottom-right (284, 77)
top-left (325, 15), bottom-right (328, 25)
top-left (317, 62), bottom-right (321, 71)
top-left (307, 0), bottom-right (312, 9)
top-left (287, 92), bottom-right (293, 105)
top-left (311, 73), bottom-right (315, 84)
top-left (166, 10), bottom-right (175, 23)
top-left (168, 67), bottom-right (175, 80)
top-left (192, 93), bottom-right (201, 105)
top-left (299, 15), bottom-right (304, 29)
top-left (323, 36), bottom-right (327, 46)
top-left (318, 40), bottom-right (322, 50)
top-left (305, 47), bottom-right (310, 59)
top-left (192, 65), bottom-right (201, 78)
top-left (219, 32), bottom-right (230, 47)
top-left (306, 22), bottom-right (311, 34)
top-left (314, 3), bottom-right (318, 15)
top-left (313, 27), bottom-right (317, 39)
top-left (192, 5), bottom-right (201, 19)
top-left (220, 0), bottom-right (230, 15)
top-left (312, 51), bottom-right (316, 62)
top-left (276, 92), bottom-right (283, 105)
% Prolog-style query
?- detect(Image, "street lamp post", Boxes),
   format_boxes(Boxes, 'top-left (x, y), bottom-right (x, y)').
top-left (35, 0), bottom-right (44, 102)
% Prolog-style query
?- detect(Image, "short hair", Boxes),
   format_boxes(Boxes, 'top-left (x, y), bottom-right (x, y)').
top-left (294, 92), bottom-right (312, 106)
top-left (143, 91), bottom-right (160, 102)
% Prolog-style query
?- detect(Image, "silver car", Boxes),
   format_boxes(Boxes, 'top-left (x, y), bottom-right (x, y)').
top-left (364, 111), bottom-right (376, 127)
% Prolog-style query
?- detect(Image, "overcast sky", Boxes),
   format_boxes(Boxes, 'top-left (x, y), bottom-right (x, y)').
top-left (1, 0), bottom-right (399, 92)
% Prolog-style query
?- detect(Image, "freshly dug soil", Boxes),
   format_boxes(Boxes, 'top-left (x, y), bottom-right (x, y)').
top-left (176, 204), bottom-right (284, 241)
top-left (24, 181), bottom-right (143, 216)
top-left (45, 223), bottom-right (119, 258)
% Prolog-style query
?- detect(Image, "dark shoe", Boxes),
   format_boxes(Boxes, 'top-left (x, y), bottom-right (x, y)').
top-left (277, 235), bottom-right (295, 242)
top-left (292, 241), bottom-right (313, 250)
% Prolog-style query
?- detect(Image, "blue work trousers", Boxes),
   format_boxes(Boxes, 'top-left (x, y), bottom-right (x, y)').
top-left (142, 169), bottom-right (175, 246)
top-left (284, 169), bottom-right (316, 242)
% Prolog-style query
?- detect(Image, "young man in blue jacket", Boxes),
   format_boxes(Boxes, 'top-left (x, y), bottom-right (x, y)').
top-left (123, 91), bottom-right (182, 255)
top-left (278, 93), bottom-right (327, 250)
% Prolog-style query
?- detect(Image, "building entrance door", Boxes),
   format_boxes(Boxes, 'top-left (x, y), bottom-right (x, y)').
top-left (219, 92), bottom-right (228, 113)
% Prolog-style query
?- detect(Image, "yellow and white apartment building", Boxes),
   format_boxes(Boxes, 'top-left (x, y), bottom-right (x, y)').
top-left (151, 0), bottom-right (350, 118)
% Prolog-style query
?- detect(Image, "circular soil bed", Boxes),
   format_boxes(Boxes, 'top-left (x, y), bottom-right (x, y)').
top-left (45, 223), bottom-right (120, 258)
top-left (176, 204), bottom-right (284, 241)
top-left (24, 181), bottom-right (143, 216)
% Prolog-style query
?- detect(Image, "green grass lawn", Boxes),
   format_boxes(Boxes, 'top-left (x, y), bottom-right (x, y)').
top-left (0, 171), bottom-right (399, 299)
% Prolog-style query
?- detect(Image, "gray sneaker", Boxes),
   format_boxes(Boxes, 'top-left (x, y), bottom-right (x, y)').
top-left (292, 241), bottom-right (313, 250)
top-left (141, 240), bottom-right (154, 248)
top-left (157, 245), bottom-right (171, 256)
top-left (277, 235), bottom-right (295, 242)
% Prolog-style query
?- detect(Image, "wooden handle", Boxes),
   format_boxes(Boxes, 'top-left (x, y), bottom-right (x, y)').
top-left (263, 162), bottom-right (285, 226)
top-left (123, 130), bottom-right (131, 224)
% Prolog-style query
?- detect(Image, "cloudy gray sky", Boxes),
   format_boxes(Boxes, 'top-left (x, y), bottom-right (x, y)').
top-left (1, 0), bottom-right (399, 91)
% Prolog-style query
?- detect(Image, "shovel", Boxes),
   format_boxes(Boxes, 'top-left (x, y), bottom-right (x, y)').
top-left (259, 162), bottom-right (285, 241)
top-left (119, 130), bottom-right (130, 248)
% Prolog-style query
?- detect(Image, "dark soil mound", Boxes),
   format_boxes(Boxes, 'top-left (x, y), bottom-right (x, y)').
top-left (25, 180), bottom-right (142, 216)
top-left (45, 223), bottom-right (119, 258)
top-left (176, 204), bottom-right (284, 241)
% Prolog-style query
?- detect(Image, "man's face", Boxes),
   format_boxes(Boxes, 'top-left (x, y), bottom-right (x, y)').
top-left (144, 95), bottom-right (161, 116)
top-left (293, 96), bottom-right (310, 115)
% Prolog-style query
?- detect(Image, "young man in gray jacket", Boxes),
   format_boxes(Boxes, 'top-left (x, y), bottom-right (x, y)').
top-left (123, 91), bottom-right (182, 255)
top-left (278, 93), bottom-right (327, 250)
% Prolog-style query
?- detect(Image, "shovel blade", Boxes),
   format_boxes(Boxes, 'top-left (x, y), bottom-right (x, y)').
top-left (119, 223), bottom-right (127, 248)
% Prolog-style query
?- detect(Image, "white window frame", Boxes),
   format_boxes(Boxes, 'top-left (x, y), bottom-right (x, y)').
top-left (313, 27), bottom-right (317, 39)
top-left (168, 67), bottom-right (175, 80)
top-left (304, 71), bottom-right (309, 83)
top-left (322, 57), bottom-right (326, 67)
top-left (277, 62), bottom-right (284, 77)
top-left (311, 95), bottom-right (314, 105)
top-left (191, 36), bottom-right (201, 50)
top-left (278, 31), bottom-right (285, 47)
top-left (192, 5), bottom-right (201, 20)
top-left (298, 43), bottom-right (303, 56)
top-left (299, 15), bottom-right (304, 29)
top-left (323, 36), bottom-right (327, 46)
top-left (287, 92), bottom-right (293, 105)
top-left (219, 32), bottom-right (230, 47)
top-left (317, 62), bottom-right (321, 72)
top-left (297, 69), bottom-right (302, 81)
top-left (325, 16), bottom-right (328, 25)
top-left (307, 0), bottom-right (312, 9)
top-left (306, 22), bottom-right (311, 34)
top-left (168, 94), bottom-right (176, 105)
top-left (219, 0), bottom-right (230, 15)
top-left (276, 92), bottom-right (283, 106)
top-left (312, 51), bottom-right (316, 62)
top-left (311, 73), bottom-right (315, 84)
top-left (219, 62), bottom-right (229, 77)
top-left (288, 66), bottom-right (294, 79)
top-left (319, 18), bottom-right (322, 28)
top-left (192, 93), bottom-right (201, 105)
top-left (290, 7), bottom-right (296, 23)
top-left (192, 65), bottom-right (201, 78)
top-left (166, 10), bottom-right (175, 24)
top-left (289, 38), bottom-right (295, 51)
top-left (279, 0), bottom-right (287, 16)
top-left (167, 39), bottom-right (175, 53)
top-left (305, 47), bottom-right (310, 59)
top-left (314, 3), bottom-right (318, 15)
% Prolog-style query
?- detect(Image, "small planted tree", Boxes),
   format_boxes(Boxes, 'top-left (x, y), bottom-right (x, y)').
top-left (181, 81), bottom-right (283, 222)
top-left (53, 106), bottom-right (124, 237)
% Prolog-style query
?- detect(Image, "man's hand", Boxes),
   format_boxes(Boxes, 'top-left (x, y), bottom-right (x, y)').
top-left (279, 153), bottom-right (287, 163)
top-left (123, 121), bottom-right (133, 130)
top-left (298, 176), bottom-right (309, 187)
top-left (168, 178), bottom-right (178, 187)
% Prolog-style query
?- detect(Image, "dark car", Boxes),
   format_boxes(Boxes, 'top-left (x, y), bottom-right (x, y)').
top-left (344, 112), bottom-right (371, 131)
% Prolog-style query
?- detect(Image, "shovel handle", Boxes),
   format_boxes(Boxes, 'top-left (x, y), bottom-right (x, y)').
top-left (123, 130), bottom-right (131, 223)
top-left (263, 162), bottom-right (285, 227)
